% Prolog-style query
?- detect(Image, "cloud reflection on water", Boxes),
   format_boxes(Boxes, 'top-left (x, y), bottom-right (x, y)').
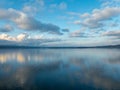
top-left (0, 49), bottom-right (120, 90)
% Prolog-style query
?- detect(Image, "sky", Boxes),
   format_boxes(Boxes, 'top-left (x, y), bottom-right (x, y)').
top-left (0, 0), bottom-right (120, 47)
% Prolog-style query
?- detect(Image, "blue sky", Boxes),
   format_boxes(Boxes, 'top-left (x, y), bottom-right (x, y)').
top-left (0, 0), bottom-right (120, 47)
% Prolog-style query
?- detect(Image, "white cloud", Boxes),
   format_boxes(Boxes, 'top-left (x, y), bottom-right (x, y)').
top-left (0, 33), bottom-right (16, 41)
top-left (59, 2), bottom-right (67, 10)
top-left (73, 20), bottom-right (81, 25)
top-left (80, 13), bottom-right (90, 18)
top-left (0, 8), bottom-right (64, 35)
top-left (75, 7), bottom-right (120, 28)
top-left (23, 0), bottom-right (45, 14)
top-left (102, 30), bottom-right (120, 37)
top-left (0, 33), bottom-right (62, 46)
top-left (100, 0), bottom-right (120, 7)
top-left (17, 33), bottom-right (29, 41)
top-left (0, 33), bottom-right (29, 42)
top-left (67, 12), bottom-right (81, 16)
top-left (50, 2), bottom-right (67, 10)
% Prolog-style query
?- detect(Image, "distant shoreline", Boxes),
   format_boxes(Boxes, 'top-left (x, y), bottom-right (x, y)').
top-left (0, 45), bottom-right (120, 49)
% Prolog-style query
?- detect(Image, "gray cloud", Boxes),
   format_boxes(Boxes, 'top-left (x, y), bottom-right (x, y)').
top-left (69, 30), bottom-right (87, 37)
top-left (24, 38), bottom-right (62, 46)
top-left (102, 30), bottom-right (120, 38)
top-left (0, 8), bottom-right (64, 35)
top-left (75, 7), bottom-right (120, 29)
top-left (100, 30), bottom-right (120, 44)
top-left (0, 40), bottom-right (17, 46)
top-left (0, 24), bottom-right (13, 32)
top-left (110, 23), bottom-right (119, 27)
top-left (62, 29), bottom-right (69, 32)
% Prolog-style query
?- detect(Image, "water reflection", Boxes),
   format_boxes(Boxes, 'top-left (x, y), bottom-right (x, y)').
top-left (0, 49), bottom-right (120, 90)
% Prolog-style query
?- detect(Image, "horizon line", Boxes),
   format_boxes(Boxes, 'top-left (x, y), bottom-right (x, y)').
top-left (0, 45), bottom-right (120, 49)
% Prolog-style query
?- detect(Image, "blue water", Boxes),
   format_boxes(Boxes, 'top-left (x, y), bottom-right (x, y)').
top-left (0, 48), bottom-right (120, 90)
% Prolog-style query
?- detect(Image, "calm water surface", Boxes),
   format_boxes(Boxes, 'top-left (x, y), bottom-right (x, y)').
top-left (0, 48), bottom-right (120, 90)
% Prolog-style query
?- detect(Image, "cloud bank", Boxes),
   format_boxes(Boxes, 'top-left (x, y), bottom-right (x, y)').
top-left (75, 7), bottom-right (120, 29)
top-left (0, 8), bottom-right (64, 35)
